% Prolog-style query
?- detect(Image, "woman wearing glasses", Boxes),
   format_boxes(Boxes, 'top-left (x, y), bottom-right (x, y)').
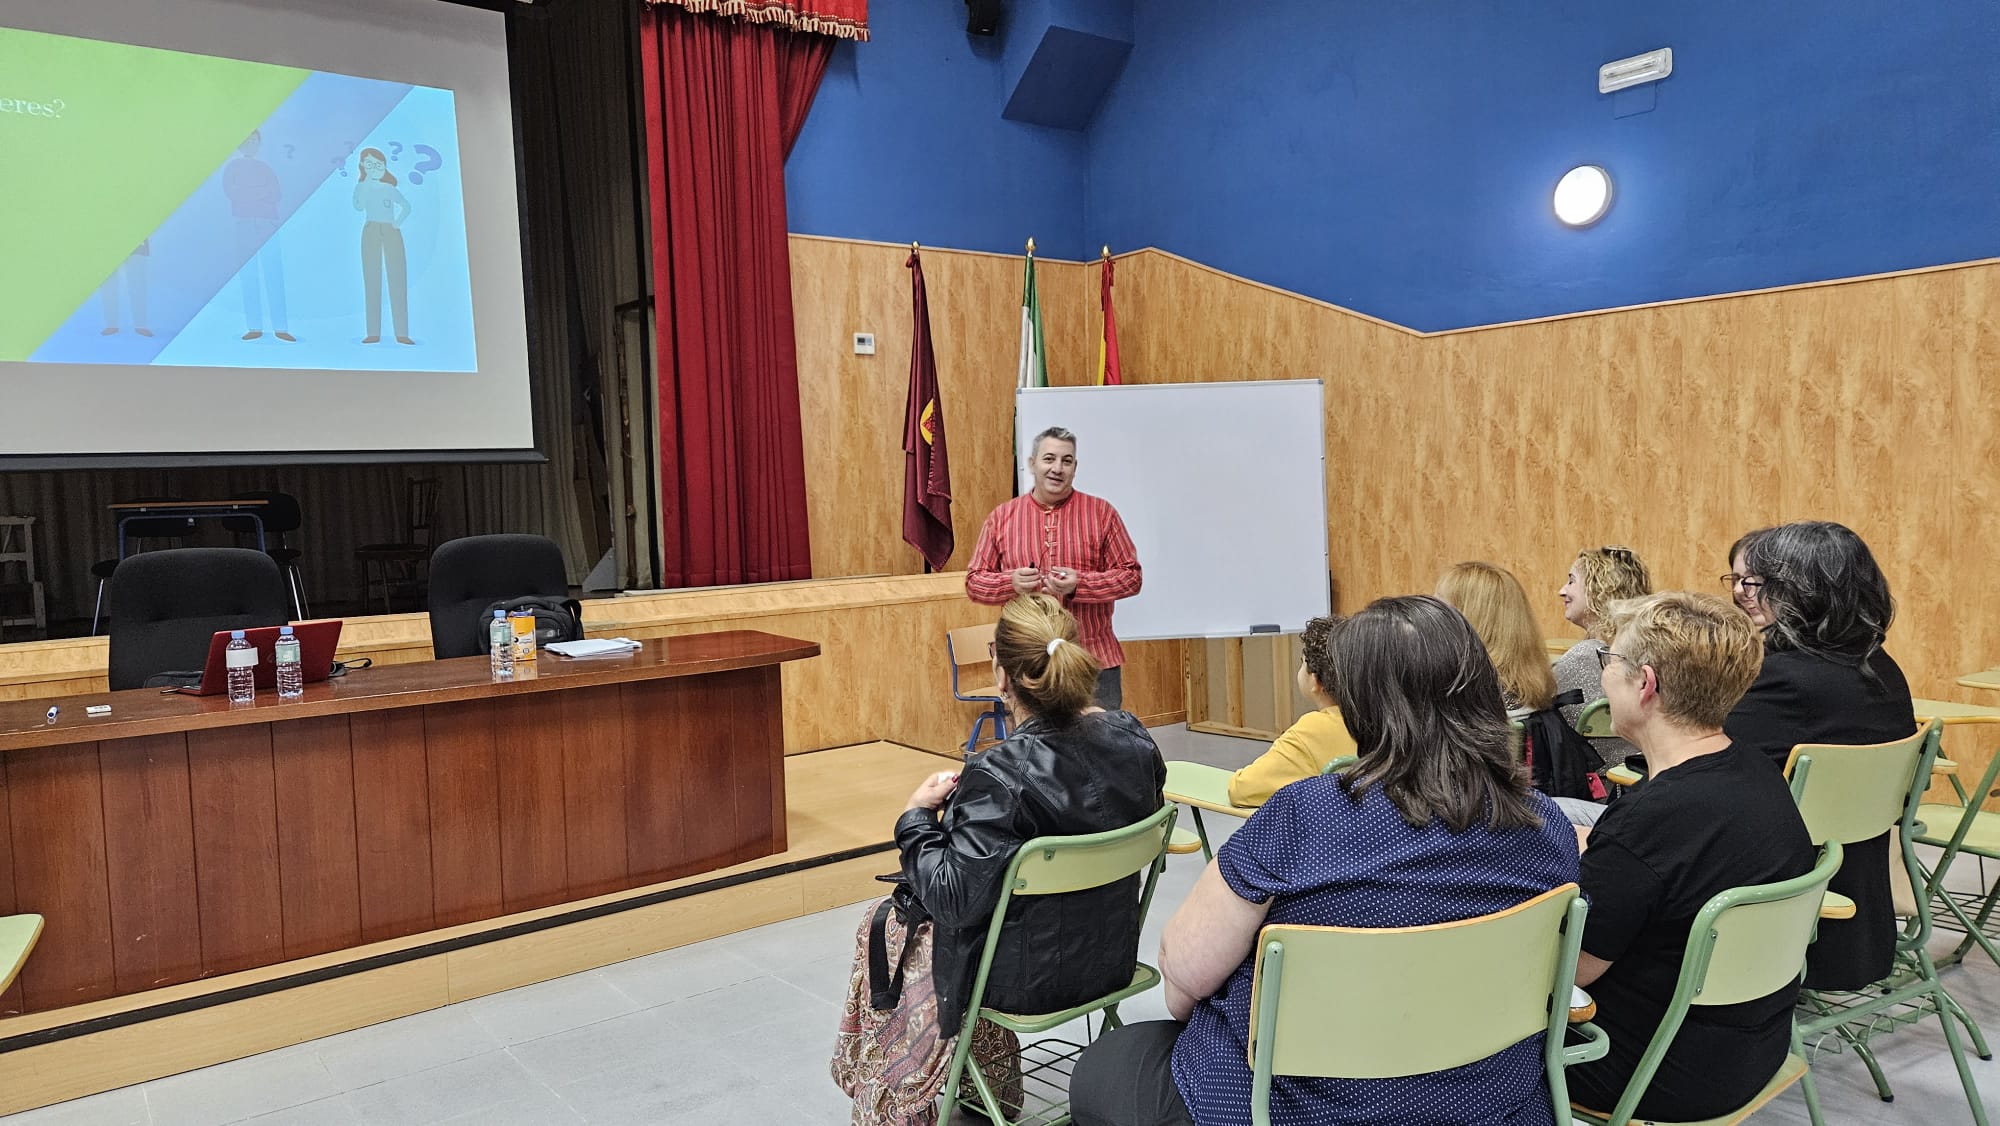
top-left (1722, 521), bottom-right (1913, 991)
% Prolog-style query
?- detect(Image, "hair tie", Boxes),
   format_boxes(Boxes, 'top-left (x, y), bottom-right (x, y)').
top-left (1046, 638), bottom-right (1064, 656)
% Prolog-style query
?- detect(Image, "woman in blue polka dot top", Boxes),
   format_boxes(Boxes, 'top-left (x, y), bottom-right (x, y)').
top-left (1070, 595), bottom-right (1581, 1126)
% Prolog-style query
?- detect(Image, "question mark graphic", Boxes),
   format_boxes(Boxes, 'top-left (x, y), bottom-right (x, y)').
top-left (49, 98), bottom-right (64, 118)
top-left (285, 143), bottom-right (296, 160)
top-left (389, 141), bottom-right (403, 162)
top-left (410, 144), bottom-right (443, 185)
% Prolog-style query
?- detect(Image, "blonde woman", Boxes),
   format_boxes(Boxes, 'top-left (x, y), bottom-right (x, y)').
top-left (1553, 547), bottom-right (1652, 766)
top-left (833, 594), bottom-right (1165, 1125)
top-left (1436, 562), bottom-right (1556, 715)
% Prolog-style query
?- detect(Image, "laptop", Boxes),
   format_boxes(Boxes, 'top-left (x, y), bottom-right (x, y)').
top-left (170, 620), bottom-right (345, 696)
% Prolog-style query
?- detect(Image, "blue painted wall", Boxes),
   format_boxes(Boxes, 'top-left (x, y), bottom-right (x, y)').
top-left (785, 0), bottom-right (1090, 259)
top-left (791, 1), bottom-right (2000, 329)
top-left (1086, 0), bottom-right (2000, 330)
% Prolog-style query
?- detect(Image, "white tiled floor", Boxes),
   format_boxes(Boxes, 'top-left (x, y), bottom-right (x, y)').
top-left (5, 725), bottom-right (1997, 1124)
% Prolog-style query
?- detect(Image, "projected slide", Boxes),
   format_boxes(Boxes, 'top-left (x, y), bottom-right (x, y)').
top-left (0, 27), bottom-right (477, 373)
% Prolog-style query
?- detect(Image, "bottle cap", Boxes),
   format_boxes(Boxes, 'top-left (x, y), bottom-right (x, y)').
top-left (280, 626), bottom-right (294, 636)
top-left (231, 629), bottom-right (246, 639)
top-left (494, 609), bottom-right (507, 618)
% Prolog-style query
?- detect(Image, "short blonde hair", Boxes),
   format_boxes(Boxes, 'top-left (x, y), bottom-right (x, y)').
top-left (1602, 591), bottom-right (1763, 729)
top-left (1435, 562), bottom-right (1556, 711)
top-left (1572, 546), bottom-right (1652, 641)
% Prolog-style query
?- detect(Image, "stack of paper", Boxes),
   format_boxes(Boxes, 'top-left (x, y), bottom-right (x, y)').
top-left (545, 638), bottom-right (643, 659)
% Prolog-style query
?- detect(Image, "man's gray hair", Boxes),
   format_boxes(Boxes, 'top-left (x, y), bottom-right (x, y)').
top-left (1032, 426), bottom-right (1077, 452)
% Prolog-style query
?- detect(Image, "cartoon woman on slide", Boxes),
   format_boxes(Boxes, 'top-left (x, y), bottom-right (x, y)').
top-left (352, 148), bottom-right (413, 345)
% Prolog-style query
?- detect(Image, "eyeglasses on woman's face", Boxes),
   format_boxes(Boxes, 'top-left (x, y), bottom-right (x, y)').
top-left (1594, 644), bottom-right (1644, 676)
top-left (1719, 573), bottom-right (1765, 595)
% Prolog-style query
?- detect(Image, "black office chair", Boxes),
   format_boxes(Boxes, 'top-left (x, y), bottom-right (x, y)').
top-left (91, 496), bottom-right (197, 635)
top-left (427, 534), bottom-right (572, 659)
top-left (106, 549), bottom-right (291, 691)
top-left (223, 491), bottom-right (308, 619)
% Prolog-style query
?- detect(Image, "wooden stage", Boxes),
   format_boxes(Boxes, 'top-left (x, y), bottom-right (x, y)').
top-left (0, 739), bottom-right (949, 1115)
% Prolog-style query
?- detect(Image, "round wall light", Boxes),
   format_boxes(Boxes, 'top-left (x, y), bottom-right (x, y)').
top-left (1553, 165), bottom-right (1614, 227)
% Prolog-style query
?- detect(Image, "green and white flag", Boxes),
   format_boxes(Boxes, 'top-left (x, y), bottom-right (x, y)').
top-left (1017, 248), bottom-right (1047, 389)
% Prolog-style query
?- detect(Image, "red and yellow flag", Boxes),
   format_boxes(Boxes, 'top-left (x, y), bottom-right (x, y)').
top-left (1096, 248), bottom-right (1122, 386)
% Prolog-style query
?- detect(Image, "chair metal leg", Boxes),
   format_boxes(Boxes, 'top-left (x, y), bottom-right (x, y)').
top-left (1190, 807), bottom-right (1214, 861)
top-left (90, 578), bottom-right (106, 635)
top-left (1938, 977), bottom-right (1993, 1060)
top-left (1925, 968), bottom-right (1992, 1126)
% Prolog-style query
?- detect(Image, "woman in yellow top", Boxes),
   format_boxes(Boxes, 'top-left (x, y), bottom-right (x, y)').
top-left (1227, 616), bottom-right (1357, 806)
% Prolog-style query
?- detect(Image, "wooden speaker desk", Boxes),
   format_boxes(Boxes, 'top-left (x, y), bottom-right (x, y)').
top-left (0, 629), bottom-right (818, 1017)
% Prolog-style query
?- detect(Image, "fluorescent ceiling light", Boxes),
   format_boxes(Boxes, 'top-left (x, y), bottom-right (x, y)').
top-left (1599, 48), bottom-right (1673, 94)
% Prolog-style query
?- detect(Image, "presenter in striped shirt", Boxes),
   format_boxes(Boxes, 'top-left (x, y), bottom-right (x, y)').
top-left (967, 427), bottom-right (1142, 709)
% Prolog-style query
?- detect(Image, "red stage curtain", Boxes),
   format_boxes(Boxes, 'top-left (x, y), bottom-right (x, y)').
top-left (640, 6), bottom-right (832, 587)
top-left (645, 0), bottom-right (868, 42)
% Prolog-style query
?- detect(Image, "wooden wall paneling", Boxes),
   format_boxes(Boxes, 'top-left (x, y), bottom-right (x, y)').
top-left (789, 236), bottom-right (1090, 580)
top-left (185, 726), bottom-right (284, 978)
top-left (0, 734), bottom-right (17, 1016)
top-left (6, 743), bottom-right (115, 1010)
top-left (1118, 639), bottom-right (1186, 728)
top-left (97, 734), bottom-right (202, 994)
top-left (422, 701), bottom-right (504, 929)
top-left (1115, 248), bottom-right (1999, 778)
top-left (350, 709), bottom-right (436, 942)
top-left (270, 716), bottom-right (362, 960)
top-left (559, 684), bottom-right (630, 898)
top-left (493, 693), bottom-right (568, 913)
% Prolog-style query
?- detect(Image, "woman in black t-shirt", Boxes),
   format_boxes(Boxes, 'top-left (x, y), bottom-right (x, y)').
top-left (1571, 592), bottom-right (1815, 1121)
top-left (1721, 521), bottom-right (1914, 990)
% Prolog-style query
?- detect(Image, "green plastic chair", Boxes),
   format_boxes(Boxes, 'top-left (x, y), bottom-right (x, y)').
top-left (1570, 841), bottom-right (1846, 1126)
top-left (1575, 697), bottom-right (1615, 738)
top-left (0, 914), bottom-right (42, 994)
top-left (939, 803), bottom-right (1178, 1126)
top-left (1245, 884), bottom-right (1608, 1126)
top-left (1910, 708), bottom-right (2000, 970)
top-left (1785, 720), bottom-right (1990, 1125)
top-left (1163, 755), bottom-right (1359, 862)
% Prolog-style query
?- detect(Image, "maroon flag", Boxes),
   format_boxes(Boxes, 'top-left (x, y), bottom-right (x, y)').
top-left (902, 248), bottom-right (953, 570)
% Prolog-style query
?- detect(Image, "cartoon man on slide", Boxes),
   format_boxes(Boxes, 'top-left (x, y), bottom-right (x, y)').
top-left (98, 239), bottom-right (153, 337)
top-left (223, 130), bottom-right (295, 342)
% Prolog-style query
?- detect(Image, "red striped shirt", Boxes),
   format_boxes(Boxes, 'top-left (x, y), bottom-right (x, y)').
top-left (966, 490), bottom-right (1142, 668)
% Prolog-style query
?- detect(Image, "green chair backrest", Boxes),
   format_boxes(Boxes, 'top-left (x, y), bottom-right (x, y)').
top-left (1008, 803), bottom-right (1177, 896)
top-left (1784, 721), bottom-right (1933, 847)
top-left (1597, 841), bottom-right (1844, 1125)
top-left (1575, 698), bottom-right (1614, 738)
top-left (1248, 884), bottom-right (1581, 1080)
top-left (1697, 840), bottom-right (1846, 1005)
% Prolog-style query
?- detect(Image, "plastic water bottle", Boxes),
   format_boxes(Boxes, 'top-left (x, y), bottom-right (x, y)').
top-left (225, 630), bottom-right (257, 704)
top-left (489, 610), bottom-right (514, 678)
top-left (274, 626), bottom-right (303, 699)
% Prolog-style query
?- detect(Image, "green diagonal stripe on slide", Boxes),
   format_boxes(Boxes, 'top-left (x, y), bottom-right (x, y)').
top-left (0, 28), bottom-right (307, 360)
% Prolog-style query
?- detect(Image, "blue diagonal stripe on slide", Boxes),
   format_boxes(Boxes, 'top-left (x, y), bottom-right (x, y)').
top-left (29, 71), bottom-right (411, 364)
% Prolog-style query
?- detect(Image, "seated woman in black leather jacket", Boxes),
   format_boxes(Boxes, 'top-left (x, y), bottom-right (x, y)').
top-left (901, 591), bottom-right (1167, 1035)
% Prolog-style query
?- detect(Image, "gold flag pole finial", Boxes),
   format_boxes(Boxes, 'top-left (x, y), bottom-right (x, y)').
top-left (1102, 245), bottom-right (1111, 260)
top-left (1026, 237), bottom-right (1036, 256)
top-left (911, 241), bottom-right (919, 252)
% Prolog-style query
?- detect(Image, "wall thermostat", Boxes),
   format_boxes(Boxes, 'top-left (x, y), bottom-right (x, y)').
top-left (853, 332), bottom-right (876, 356)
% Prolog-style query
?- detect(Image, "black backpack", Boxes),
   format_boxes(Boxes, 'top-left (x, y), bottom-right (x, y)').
top-left (1521, 688), bottom-right (1603, 800)
top-left (479, 594), bottom-right (584, 652)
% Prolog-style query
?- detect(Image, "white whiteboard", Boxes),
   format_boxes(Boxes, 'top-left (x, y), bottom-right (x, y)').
top-left (1015, 381), bottom-right (1330, 640)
